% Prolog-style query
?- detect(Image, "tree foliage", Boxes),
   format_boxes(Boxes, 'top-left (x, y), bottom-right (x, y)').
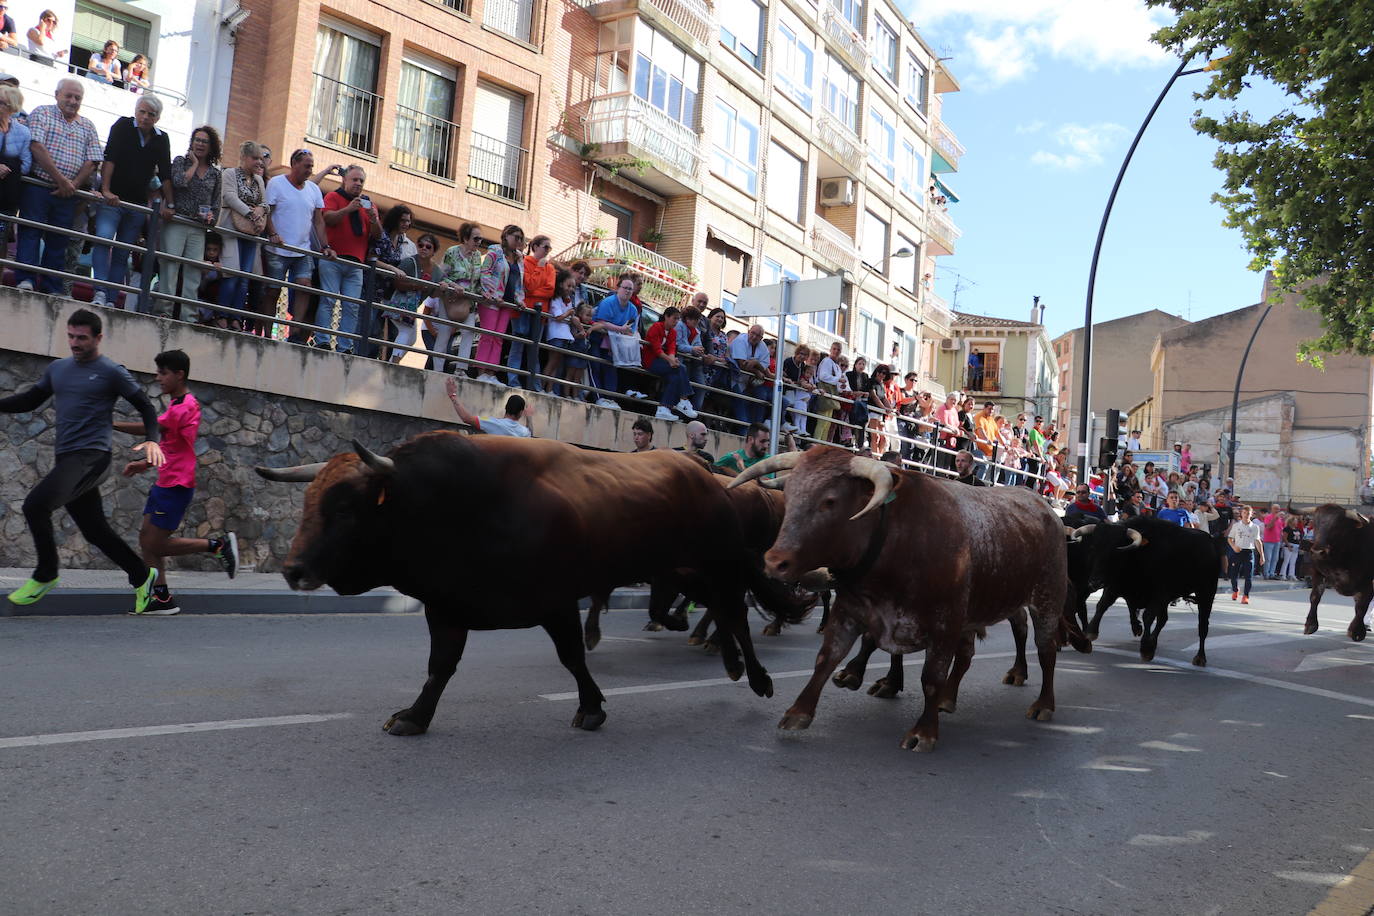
top-left (1148, 0), bottom-right (1374, 362)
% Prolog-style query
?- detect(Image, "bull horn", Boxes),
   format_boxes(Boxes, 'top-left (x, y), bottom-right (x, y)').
top-left (352, 440), bottom-right (395, 476)
top-left (759, 475), bottom-right (788, 490)
top-left (1117, 528), bottom-right (1146, 551)
top-left (1287, 500), bottom-right (1321, 516)
top-left (254, 462), bottom-right (327, 483)
top-left (1069, 524), bottom-right (1097, 542)
top-left (727, 451), bottom-right (802, 488)
top-left (1347, 509), bottom-right (1369, 527)
top-left (848, 456), bottom-right (895, 521)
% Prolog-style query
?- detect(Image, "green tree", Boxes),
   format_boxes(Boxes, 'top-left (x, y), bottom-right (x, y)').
top-left (1148, 0), bottom-right (1374, 362)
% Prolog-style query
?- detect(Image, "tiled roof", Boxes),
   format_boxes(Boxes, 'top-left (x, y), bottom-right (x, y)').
top-left (952, 311), bottom-right (1041, 329)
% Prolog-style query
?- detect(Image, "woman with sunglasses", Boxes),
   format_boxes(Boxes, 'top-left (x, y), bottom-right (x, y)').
top-left (26, 10), bottom-right (68, 63)
top-left (440, 222), bottom-right (484, 372)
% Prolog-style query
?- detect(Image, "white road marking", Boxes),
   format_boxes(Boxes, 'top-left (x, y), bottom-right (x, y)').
top-left (1183, 631), bottom-right (1305, 651)
top-left (597, 636), bottom-right (656, 643)
top-left (1139, 740), bottom-right (1202, 752)
top-left (1296, 647), bottom-right (1374, 673)
top-left (0, 713), bottom-right (353, 749)
top-left (1083, 756), bottom-right (1152, 773)
top-left (1128, 831), bottom-right (1213, 847)
top-left (1265, 772), bottom-right (1291, 778)
top-left (1276, 871), bottom-right (1347, 887)
top-left (1094, 647), bottom-right (1374, 709)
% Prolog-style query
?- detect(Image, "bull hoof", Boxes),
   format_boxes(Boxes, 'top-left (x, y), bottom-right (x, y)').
top-left (725, 664), bottom-right (744, 682)
top-left (749, 674), bottom-right (774, 698)
top-left (833, 669), bottom-right (863, 690)
top-left (1027, 706), bottom-right (1054, 722)
top-left (1349, 622), bottom-right (1368, 642)
top-left (1139, 640), bottom-right (1157, 662)
top-left (702, 640), bottom-right (721, 656)
top-left (816, 623), bottom-right (826, 634)
top-left (572, 708), bottom-right (606, 731)
top-left (1002, 669), bottom-right (1027, 686)
top-left (900, 733), bottom-right (937, 753)
top-left (1191, 652), bottom-right (1207, 667)
top-left (1130, 619), bottom-right (1144, 637)
top-left (1086, 629), bottom-right (1099, 642)
top-left (867, 678), bottom-right (901, 699)
top-left (643, 621), bottom-right (665, 632)
top-left (663, 614), bottom-right (689, 632)
top-left (383, 710), bottom-right (427, 736)
top-left (584, 633), bottom-right (600, 652)
top-left (686, 635), bottom-right (704, 646)
top-left (1303, 621), bottom-right (1318, 635)
top-left (778, 711), bottom-right (814, 730)
top-left (761, 622), bottom-right (781, 637)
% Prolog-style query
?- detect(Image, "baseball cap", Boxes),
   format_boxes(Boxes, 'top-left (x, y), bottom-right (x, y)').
top-left (0, 74), bottom-right (19, 86)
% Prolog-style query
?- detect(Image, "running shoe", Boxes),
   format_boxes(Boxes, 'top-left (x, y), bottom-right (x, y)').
top-left (625, 389), bottom-right (648, 400)
top-left (215, 532), bottom-right (240, 579)
top-left (132, 568), bottom-right (158, 615)
top-left (1231, 591), bottom-right (1239, 601)
top-left (1241, 595), bottom-right (1250, 605)
top-left (7, 576), bottom-right (59, 606)
top-left (139, 594), bottom-right (181, 616)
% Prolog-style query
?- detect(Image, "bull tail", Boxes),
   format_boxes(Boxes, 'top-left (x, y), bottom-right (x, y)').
top-left (748, 569), bottom-right (818, 626)
top-left (1060, 583), bottom-right (1093, 654)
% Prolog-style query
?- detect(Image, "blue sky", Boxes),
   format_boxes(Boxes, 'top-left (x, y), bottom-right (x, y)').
top-left (905, 0), bottom-right (1291, 339)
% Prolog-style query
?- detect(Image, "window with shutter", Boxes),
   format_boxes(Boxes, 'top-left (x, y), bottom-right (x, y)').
top-left (468, 83), bottom-right (529, 203)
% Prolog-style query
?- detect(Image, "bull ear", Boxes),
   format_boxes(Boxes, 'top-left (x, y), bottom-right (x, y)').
top-left (255, 462), bottom-right (327, 483)
top-left (352, 440), bottom-right (395, 477)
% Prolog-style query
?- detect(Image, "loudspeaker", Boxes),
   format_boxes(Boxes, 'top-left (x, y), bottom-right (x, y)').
top-left (1097, 436), bottom-right (1118, 469)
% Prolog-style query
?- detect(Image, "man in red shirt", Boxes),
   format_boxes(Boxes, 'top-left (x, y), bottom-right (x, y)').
top-left (316, 165), bottom-right (380, 353)
top-left (116, 350), bottom-right (239, 615)
top-left (642, 306), bottom-right (698, 421)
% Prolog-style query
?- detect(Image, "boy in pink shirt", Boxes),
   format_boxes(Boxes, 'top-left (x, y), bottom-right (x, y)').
top-left (115, 350), bottom-right (238, 615)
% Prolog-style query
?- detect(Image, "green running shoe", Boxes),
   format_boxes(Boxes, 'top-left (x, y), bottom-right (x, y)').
top-left (132, 569), bottom-right (158, 615)
top-left (7, 577), bottom-right (59, 606)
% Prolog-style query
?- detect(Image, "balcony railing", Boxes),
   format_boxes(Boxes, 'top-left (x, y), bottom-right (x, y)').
top-left (392, 105), bottom-right (460, 181)
top-left (809, 216), bottom-right (859, 272)
top-left (924, 290), bottom-right (953, 333)
top-left (815, 108), bottom-right (864, 176)
top-left (467, 132), bottom-right (529, 204)
top-left (933, 119), bottom-right (965, 171)
top-left (574, 0), bottom-right (714, 47)
top-left (484, 0), bottom-right (534, 41)
top-left (425, 0), bottom-right (469, 11)
top-left (962, 368), bottom-right (1003, 394)
top-left (307, 73), bottom-right (381, 156)
top-left (820, 3), bottom-right (869, 67)
top-left (926, 206), bottom-right (961, 255)
top-left (555, 236), bottom-right (698, 310)
top-left (583, 92), bottom-right (703, 179)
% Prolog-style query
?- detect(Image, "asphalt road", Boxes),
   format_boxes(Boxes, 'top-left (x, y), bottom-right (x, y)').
top-left (3, 585), bottom-right (1374, 916)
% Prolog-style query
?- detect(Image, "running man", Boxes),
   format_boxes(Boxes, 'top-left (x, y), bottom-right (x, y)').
top-left (114, 349), bottom-right (238, 615)
top-left (1, 309), bottom-right (163, 612)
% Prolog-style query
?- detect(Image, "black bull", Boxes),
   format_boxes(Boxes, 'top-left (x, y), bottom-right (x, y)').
top-left (256, 432), bottom-right (777, 735)
top-left (1291, 502), bottom-right (1374, 641)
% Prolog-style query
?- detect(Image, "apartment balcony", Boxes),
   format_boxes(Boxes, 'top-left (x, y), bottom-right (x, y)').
top-left (801, 321), bottom-right (845, 355)
top-left (808, 215), bottom-right (859, 274)
top-left (556, 236), bottom-right (698, 310)
top-left (926, 206), bottom-right (961, 256)
top-left (575, 0), bottom-right (714, 53)
top-left (392, 105), bottom-right (460, 182)
top-left (962, 368), bottom-right (1002, 394)
top-left (932, 118), bottom-right (965, 173)
top-left (924, 290), bottom-right (953, 337)
top-left (815, 108), bottom-right (864, 178)
top-left (819, 3), bottom-right (869, 70)
top-left (307, 72), bottom-right (381, 157)
top-left (581, 92), bottom-right (703, 195)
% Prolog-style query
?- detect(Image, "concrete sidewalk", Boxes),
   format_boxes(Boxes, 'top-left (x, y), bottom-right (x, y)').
top-left (0, 567), bottom-right (655, 616)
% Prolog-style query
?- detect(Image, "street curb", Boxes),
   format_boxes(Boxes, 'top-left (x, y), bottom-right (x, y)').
top-left (2, 588), bottom-right (654, 617)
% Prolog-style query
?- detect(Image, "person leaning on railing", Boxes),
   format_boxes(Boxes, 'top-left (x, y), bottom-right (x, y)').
top-left (90, 93), bottom-right (171, 309)
top-left (14, 78), bottom-right (102, 295)
top-left (156, 125), bottom-right (220, 318)
top-left (512, 234), bottom-right (555, 392)
top-left (212, 140), bottom-right (266, 325)
top-left (439, 221), bottom-right (484, 372)
top-left (0, 81), bottom-right (32, 240)
top-left (473, 224), bottom-right (525, 385)
top-left (316, 164), bottom-right (379, 354)
top-left (87, 40), bottom-right (122, 85)
top-left (263, 149), bottom-right (332, 338)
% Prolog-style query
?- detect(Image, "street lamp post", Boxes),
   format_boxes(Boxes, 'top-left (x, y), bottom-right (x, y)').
top-left (1075, 52), bottom-right (1215, 482)
top-left (1227, 302), bottom-right (1273, 481)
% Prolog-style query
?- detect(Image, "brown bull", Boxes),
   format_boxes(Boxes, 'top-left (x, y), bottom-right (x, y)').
top-left (256, 431), bottom-right (774, 736)
top-left (1291, 502), bottom-right (1374, 640)
top-left (732, 445), bottom-right (1075, 752)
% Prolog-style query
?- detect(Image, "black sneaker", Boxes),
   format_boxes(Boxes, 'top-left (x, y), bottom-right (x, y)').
top-left (130, 593), bottom-right (180, 616)
top-left (214, 532), bottom-right (239, 579)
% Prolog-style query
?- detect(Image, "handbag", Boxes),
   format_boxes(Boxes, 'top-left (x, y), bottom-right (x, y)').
top-left (608, 330), bottom-right (643, 368)
top-left (230, 208), bottom-right (263, 235)
top-left (445, 295), bottom-right (473, 323)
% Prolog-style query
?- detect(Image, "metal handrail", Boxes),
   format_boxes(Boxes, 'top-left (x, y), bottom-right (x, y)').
top-left (392, 105), bottom-right (460, 180)
top-left (467, 132), bottom-right (529, 203)
top-left (307, 72), bottom-right (382, 156)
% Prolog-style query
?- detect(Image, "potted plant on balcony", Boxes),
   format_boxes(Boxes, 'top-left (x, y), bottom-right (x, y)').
top-left (642, 227), bottom-right (664, 251)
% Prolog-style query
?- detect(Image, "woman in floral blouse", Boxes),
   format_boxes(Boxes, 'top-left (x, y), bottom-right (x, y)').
top-left (440, 221), bottom-right (484, 373)
top-left (158, 125), bottom-right (221, 319)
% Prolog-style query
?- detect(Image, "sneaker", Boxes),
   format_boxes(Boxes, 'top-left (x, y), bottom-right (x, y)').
top-left (214, 532), bottom-right (239, 579)
top-left (625, 389), bottom-right (648, 400)
top-left (1231, 591), bottom-right (1239, 601)
top-left (477, 373), bottom-right (500, 384)
top-left (595, 397), bottom-right (621, 410)
top-left (1241, 595), bottom-right (1249, 605)
top-left (132, 568), bottom-right (158, 615)
top-left (133, 594), bottom-right (181, 616)
top-left (92, 290), bottom-right (107, 307)
top-left (16, 279), bottom-right (33, 291)
top-left (655, 405), bottom-right (678, 421)
top-left (7, 576), bottom-right (59, 606)
top-left (675, 399), bottom-right (699, 418)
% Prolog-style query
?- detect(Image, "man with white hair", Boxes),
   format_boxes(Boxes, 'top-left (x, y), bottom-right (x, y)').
top-left (15, 78), bottom-right (103, 294)
top-left (90, 94), bottom-right (173, 307)
top-left (728, 323), bottom-right (773, 424)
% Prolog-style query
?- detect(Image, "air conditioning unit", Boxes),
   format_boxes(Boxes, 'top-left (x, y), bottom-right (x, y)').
top-left (819, 177), bottom-right (855, 207)
top-left (939, 338), bottom-right (959, 351)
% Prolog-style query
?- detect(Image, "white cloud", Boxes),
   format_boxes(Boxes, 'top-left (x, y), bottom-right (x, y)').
top-left (1030, 122), bottom-right (1127, 170)
top-left (908, 0), bottom-right (1173, 88)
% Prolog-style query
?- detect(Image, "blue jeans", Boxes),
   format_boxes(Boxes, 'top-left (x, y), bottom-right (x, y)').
top-left (1263, 543), bottom-right (1281, 579)
top-left (733, 381), bottom-right (769, 424)
top-left (649, 357), bottom-right (690, 406)
top-left (316, 257), bottom-right (363, 352)
top-left (14, 183), bottom-right (78, 293)
top-left (217, 237), bottom-right (259, 320)
top-left (90, 203), bottom-right (147, 301)
top-left (505, 311), bottom-right (544, 391)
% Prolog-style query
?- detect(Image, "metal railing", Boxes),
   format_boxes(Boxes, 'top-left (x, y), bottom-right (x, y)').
top-left (428, 0), bottom-right (470, 11)
top-left (815, 108), bottom-right (864, 176)
top-left (393, 105), bottom-right (460, 181)
top-left (307, 73), bottom-right (382, 156)
top-left (1, 46), bottom-right (192, 107)
top-left (820, 3), bottom-right (869, 66)
top-left (555, 237), bottom-right (698, 310)
top-left (574, 0), bottom-right (714, 46)
top-left (932, 118), bottom-right (966, 171)
top-left (962, 368), bottom-right (1003, 394)
top-left (484, 0), bottom-right (534, 41)
top-left (467, 132), bottom-right (529, 203)
top-left (926, 206), bottom-right (961, 255)
top-left (582, 92), bottom-right (704, 179)
top-left (809, 216), bottom-right (859, 273)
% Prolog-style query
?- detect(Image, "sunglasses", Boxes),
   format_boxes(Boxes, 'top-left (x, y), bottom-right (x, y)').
top-left (290, 148), bottom-right (313, 162)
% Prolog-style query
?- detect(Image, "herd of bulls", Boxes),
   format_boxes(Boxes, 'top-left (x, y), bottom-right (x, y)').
top-left (255, 432), bottom-right (1374, 753)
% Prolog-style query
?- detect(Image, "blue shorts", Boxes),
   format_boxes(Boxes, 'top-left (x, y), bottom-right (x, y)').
top-left (144, 485), bottom-right (195, 531)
